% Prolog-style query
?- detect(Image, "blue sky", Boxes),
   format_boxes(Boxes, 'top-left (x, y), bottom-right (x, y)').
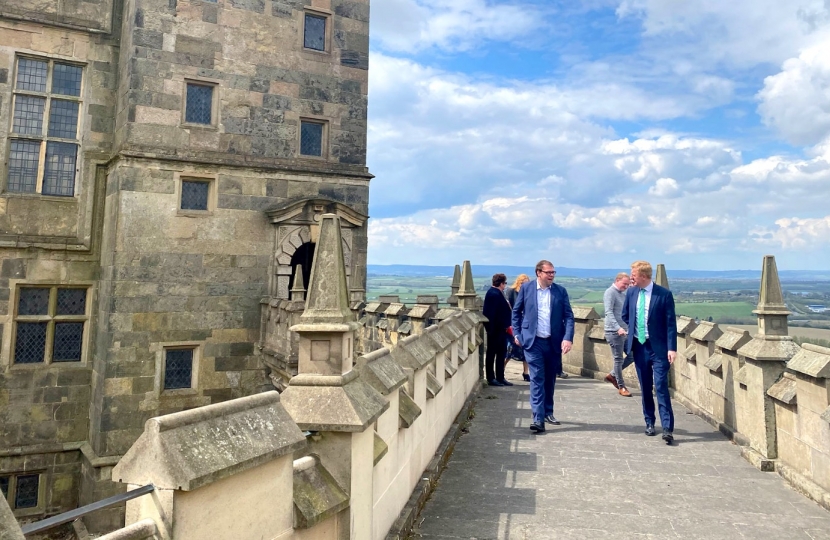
top-left (365, 0), bottom-right (830, 271)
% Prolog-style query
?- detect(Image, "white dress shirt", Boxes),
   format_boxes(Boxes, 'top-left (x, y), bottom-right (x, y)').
top-left (536, 280), bottom-right (551, 338)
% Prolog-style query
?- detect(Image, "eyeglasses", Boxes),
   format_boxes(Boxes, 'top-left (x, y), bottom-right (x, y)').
top-left (540, 270), bottom-right (556, 275)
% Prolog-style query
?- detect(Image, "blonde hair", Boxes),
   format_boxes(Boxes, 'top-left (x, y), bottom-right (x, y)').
top-left (511, 273), bottom-right (530, 291)
top-left (615, 272), bottom-right (629, 283)
top-left (630, 261), bottom-right (653, 280)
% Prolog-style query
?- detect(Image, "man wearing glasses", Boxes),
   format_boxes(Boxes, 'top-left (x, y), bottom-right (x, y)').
top-left (511, 260), bottom-right (575, 433)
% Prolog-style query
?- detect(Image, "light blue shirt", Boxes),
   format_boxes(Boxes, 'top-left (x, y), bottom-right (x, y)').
top-left (635, 281), bottom-right (654, 340)
top-left (536, 280), bottom-right (551, 338)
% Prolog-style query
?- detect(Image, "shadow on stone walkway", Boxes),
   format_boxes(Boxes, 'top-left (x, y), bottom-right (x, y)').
top-left (412, 363), bottom-right (830, 540)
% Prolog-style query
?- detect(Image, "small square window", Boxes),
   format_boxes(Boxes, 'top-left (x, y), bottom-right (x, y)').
top-left (185, 83), bottom-right (214, 125)
top-left (13, 286), bottom-right (90, 365)
top-left (164, 348), bottom-right (194, 390)
top-left (304, 14), bottom-right (327, 51)
top-left (300, 121), bottom-right (324, 157)
top-left (181, 180), bottom-right (210, 211)
top-left (14, 475), bottom-right (39, 509)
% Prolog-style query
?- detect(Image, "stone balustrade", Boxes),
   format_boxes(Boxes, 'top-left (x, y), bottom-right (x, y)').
top-left (564, 255), bottom-right (830, 511)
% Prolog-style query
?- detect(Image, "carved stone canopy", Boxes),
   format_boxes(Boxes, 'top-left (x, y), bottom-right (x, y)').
top-left (265, 197), bottom-right (368, 228)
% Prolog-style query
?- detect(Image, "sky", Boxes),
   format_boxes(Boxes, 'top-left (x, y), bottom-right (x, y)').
top-left (364, 0), bottom-right (830, 271)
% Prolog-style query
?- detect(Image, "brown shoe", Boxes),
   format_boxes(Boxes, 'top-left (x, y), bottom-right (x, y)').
top-left (619, 387), bottom-right (632, 397)
top-left (604, 373), bottom-right (619, 389)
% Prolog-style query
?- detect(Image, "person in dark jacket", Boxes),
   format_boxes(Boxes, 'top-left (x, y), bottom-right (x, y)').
top-left (483, 273), bottom-right (514, 386)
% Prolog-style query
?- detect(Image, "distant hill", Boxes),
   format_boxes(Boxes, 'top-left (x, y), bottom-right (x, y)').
top-left (367, 264), bottom-right (830, 281)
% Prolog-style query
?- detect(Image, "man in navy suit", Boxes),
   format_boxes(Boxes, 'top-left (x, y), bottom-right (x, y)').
top-left (512, 260), bottom-right (575, 433)
top-left (622, 260), bottom-right (678, 444)
top-left (482, 273), bottom-right (514, 387)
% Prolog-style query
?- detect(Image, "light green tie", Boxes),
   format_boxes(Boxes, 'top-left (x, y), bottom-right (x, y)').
top-left (637, 289), bottom-right (646, 344)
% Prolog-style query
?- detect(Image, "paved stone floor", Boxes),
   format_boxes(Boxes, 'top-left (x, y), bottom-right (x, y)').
top-left (413, 362), bottom-right (830, 539)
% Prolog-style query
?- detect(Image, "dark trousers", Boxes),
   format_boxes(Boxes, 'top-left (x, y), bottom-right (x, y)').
top-left (632, 339), bottom-right (674, 432)
top-left (525, 337), bottom-right (561, 423)
top-left (485, 330), bottom-right (507, 382)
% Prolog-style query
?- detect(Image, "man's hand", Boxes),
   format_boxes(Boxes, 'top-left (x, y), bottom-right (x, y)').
top-left (562, 340), bottom-right (573, 354)
top-left (514, 337), bottom-right (521, 346)
top-left (617, 328), bottom-right (626, 336)
top-left (668, 350), bottom-right (677, 364)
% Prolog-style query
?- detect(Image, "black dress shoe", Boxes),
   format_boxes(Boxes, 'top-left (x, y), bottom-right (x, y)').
top-left (530, 422), bottom-right (545, 433)
top-left (645, 424), bottom-right (656, 436)
top-left (488, 379), bottom-right (504, 387)
top-left (662, 431), bottom-right (674, 445)
top-left (498, 379), bottom-right (514, 386)
top-left (522, 373), bottom-right (530, 381)
top-left (544, 414), bottom-right (560, 425)
top-left (558, 372), bottom-right (569, 379)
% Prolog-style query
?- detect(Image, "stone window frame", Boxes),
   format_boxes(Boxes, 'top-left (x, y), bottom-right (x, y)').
top-left (298, 116), bottom-right (329, 160)
top-left (154, 341), bottom-right (203, 397)
top-left (7, 283), bottom-right (92, 369)
top-left (4, 54), bottom-right (85, 198)
top-left (175, 172), bottom-right (217, 216)
top-left (301, 8), bottom-right (333, 55)
top-left (0, 471), bottom-right (44, 517)
top-left (181, 78), bottom-right (220, 130)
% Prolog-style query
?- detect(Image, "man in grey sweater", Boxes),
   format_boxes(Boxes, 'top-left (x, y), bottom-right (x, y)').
top-left (604, 272), bottom-right (634, 396)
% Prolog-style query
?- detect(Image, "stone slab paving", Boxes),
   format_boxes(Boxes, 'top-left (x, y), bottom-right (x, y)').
top-left (412, 362), bottom-right (830, 539)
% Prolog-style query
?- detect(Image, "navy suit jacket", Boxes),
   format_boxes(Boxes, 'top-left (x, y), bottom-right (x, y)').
top-left (511, 280), bottom-right (575, 351)
top-left (621, 283), bottom-right (677, 360)
top-left (482, 287), bottom-right (512, 334)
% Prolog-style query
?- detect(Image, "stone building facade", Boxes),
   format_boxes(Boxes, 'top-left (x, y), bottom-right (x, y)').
top-left (0, 0), bottom-right (370, 530)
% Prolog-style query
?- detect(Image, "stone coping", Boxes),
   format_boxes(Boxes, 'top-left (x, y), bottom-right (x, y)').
top-left (292, 456), bottom-right (349, 529)
top-left (787, 343), bottom-right (830, 379)
top-left (356, 348), bottom-right (407, 395)
top-left (716, 327), bottom-right (752, 351)
top-left (113, 392), bottom-right (306, 491)
top-left (0, 493), bottom-right (24, 540)
top-left (690, 320), bottom-right (723, 342)
top-left (767, 373), bottom-right (797, 405)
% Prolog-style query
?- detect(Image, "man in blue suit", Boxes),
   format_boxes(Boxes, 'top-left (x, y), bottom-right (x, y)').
top-left (512, 260), bottom-right (575, 433)
top-left (622, 260), bottom-right (678, 444)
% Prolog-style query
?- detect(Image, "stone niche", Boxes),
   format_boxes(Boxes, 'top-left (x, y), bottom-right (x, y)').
top-left (260, 198), bottom-right (368, 387)
top-left (266, 198), bottom-right (367, 300)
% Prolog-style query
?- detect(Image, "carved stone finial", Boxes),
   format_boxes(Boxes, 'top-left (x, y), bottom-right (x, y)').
top-left (750, 255), bottom-right (790, 338)
top-left (300, 214), bottom-right (353, 325)
top-left (455, 260), bottom-right (478, 310)
top-left (291, 264), bottom-right (306, 302)
top-left (655, 264), bottom-right (669, 289)
top-left (448, 264), bottom-right (462, 306)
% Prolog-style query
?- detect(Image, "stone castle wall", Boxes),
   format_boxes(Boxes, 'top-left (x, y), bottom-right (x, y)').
top-left (0, 0), bottom-right (371, 531)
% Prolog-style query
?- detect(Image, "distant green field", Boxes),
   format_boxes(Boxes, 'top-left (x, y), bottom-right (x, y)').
top-left (674, 301), bottom-right (756, 320)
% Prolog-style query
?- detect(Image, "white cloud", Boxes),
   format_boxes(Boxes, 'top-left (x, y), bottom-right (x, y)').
top-left (753, 216), bottom-right (830, 249)
top-left (757, 41), bottom-right (830, 146)
top-left (371, 0), bottom-right (545, 53)
top-left (615, 0), bottom-right (830, 67)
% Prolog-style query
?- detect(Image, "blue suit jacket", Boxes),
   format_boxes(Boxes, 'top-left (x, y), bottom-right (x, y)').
top-left (511, 280), bottom-right (575, 351)
top-left (621, 283), bottom-right (678, 360)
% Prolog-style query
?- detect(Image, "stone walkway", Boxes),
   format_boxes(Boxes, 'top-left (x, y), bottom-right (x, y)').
top-left (412, 362), bottom-right (830, 539)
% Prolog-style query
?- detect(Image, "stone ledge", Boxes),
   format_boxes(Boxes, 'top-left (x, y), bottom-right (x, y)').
top-left (385, 381), bottom-right (481, 540)
top-left (775, 461), bottom-right (830, 512)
